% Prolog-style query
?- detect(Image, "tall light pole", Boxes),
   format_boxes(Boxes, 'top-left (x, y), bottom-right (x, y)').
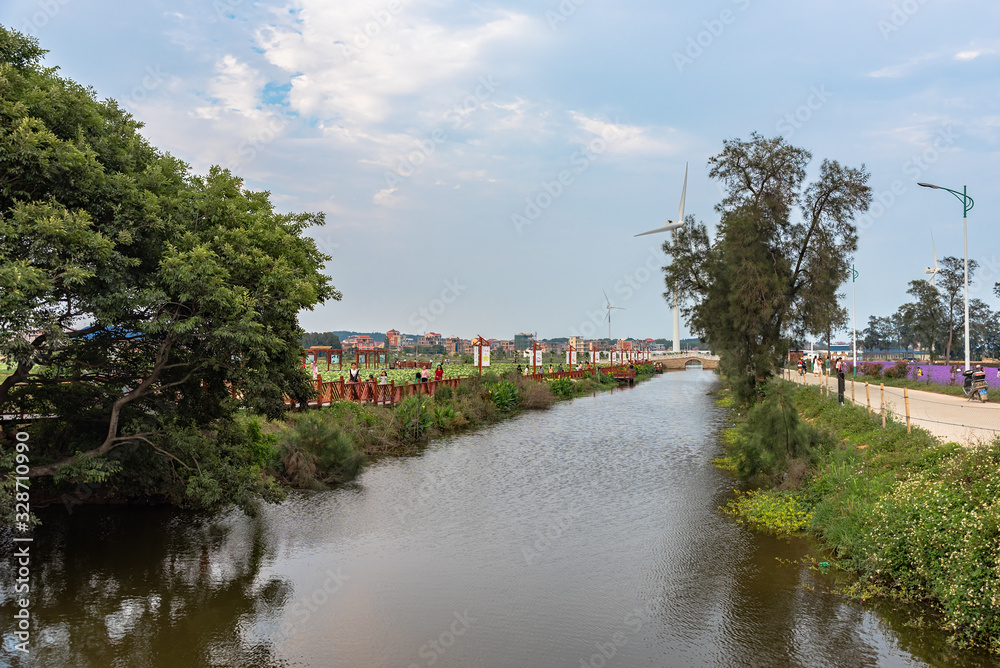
top-left (851, 265), bottom-right (858, 377)
top-left (918, 183), bottom-right (975, 370)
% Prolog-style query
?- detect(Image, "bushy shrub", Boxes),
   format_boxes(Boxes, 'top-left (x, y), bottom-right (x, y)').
top-left (432, 405), bottom-right (458, 429)
top-left (277, 412), bottom-right (364, 489)
top-left (859, 362), bottom-right (884, 379)
top-left (395, 396), bottom-right (433, 442)
top-left (882, 360), bottom-right (909, 379)
top-left (548, 377), bottom-right (575, 399)
top-left (507, 375), bottom-right (553, 409)
top-left (488, 380), bottom-right (520, 412)
top-left (434, 386), bottom-right (453, 403)
top-left (726, 384), bottom-right (824, 478)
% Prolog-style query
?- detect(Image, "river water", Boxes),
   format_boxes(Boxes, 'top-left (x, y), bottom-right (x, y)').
top-left (2, 370), bottom-right (996, 667)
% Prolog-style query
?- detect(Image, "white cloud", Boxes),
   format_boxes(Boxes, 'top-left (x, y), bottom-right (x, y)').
top-left (255, 2), bottom-right (536, 132)
top-left (194, 55), bottom-right (267, 121)
top-left (868, 52), bottom-right (938, 78)
top-left (955, 48), bottom-right (996, 61)
top-left (569, 112), bottom-right (678, 155)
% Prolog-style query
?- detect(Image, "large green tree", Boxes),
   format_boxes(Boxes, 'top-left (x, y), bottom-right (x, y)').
top-left (0, 27), bottom-right (338, 510)
top-left (936, 256), bottom-right (978, 361)
top-left (662, 134), bottom-right (871, 403)
top-left (899, 279), bottom-right (945, 360)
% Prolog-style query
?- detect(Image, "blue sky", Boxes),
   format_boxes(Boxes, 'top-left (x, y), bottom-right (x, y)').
top-left (4, 0), bottom-right (999, 341)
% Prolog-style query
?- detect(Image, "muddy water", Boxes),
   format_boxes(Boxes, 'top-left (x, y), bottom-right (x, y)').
top-left (1, 371), bottom-right (995, 667)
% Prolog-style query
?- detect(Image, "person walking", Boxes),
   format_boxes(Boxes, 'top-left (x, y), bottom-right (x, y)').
top-left (813, 356), bottom-right (821, 377)
top-left (434, 364), bottom-right (443, 381)
top-left (348, 362), bottom-right (360, 383)
top-left (836, 357), bottom-right (846, 405)
top-left (420, 367), bottom-right (429, 383)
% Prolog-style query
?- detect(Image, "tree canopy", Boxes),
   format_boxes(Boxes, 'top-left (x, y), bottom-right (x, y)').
top-left (0, 26), bottom-right (338, 511)
top-left (662, 133), bottom-right (871, 403)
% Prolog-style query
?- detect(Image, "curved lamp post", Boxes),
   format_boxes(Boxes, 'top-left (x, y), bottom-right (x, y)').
top-left (917, 183), bottom-right (974, 370)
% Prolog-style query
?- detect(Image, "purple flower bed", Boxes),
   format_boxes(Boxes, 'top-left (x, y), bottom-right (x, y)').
top-left (856, 360), bottom-right (1000, 387)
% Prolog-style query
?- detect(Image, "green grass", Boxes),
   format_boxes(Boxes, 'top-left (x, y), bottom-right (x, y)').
top-left (856, 375), bottom-right (966, 398)
top-left (719, 380), bottom-right (1000, 651)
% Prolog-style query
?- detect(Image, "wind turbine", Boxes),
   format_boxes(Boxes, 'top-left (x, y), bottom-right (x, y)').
top-left (603, 290), bottom-right (625, 341)
top-left (924, 229), bottom-right (939, 287)
top-left (634, 162), bottom-right (687, 352)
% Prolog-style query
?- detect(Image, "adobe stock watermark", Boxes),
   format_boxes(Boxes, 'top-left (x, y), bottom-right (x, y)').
top-left (775, 85), bottom-right (832, 139)
top-left (393, 453), bottom-right (469, 523)
top-left (409, 278), bottom-right (468, 330)
top-left (568, 246), bottom-right (667, 339)
top-left (381, 75), bottom-right (500, 194)
top-left (225, 114), bottom-right (294, 172)
top-left (277, 566), bottom-right (350, 639)
top-left (19, 0), bottom-right (72, 35)
top-left (967, 254), bottom-right (1000, 301)
top-left (521, 499), bottom-right (584, 565)
top-left (673, 0), bottom-right (752, 73)
top-left (406, 610), bottom-right (477, 668)
top-left (11, 431), bottom-right (33, 655)
top-left (877, 0), bottom-right (930, 41)
top-left (336, 0), bottom-right (406, 60)
top-left (578, 596), bottom-right (663, 668)
top-left (511, 123), bottom-right (623, 234)
top-left (545, 0), bottom-right (588, 31)
top-left (857, 125), bottom-right (958, 235)
top-left (123, 66), bottom-right (167, 109)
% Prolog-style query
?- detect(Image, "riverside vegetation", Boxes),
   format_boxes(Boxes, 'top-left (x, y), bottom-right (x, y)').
top-left (715, 380), bottom-right (1000, 652)
top-left (268, 365), bottom-right (652, 491)
top-left (2, 364), bottom-right (652, 521)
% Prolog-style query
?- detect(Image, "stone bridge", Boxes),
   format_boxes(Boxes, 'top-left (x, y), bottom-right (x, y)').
top-left (657, 354), bottom-right (720, 371)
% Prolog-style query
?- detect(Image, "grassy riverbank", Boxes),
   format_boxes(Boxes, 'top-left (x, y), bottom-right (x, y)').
top-left (716, 382), bottom-right (1000, 652)
top-left (263, 365), bottom-right (655, 490)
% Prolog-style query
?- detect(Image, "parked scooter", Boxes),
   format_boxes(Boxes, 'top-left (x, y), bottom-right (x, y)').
top-left (962, 366), bottom-right (988, 402)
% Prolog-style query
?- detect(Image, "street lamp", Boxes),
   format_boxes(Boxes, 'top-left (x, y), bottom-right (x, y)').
top-left (917, 182), bottom-right (975, 370)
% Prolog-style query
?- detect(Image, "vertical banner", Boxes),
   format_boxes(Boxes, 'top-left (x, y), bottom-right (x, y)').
top-left (474, 345), bottom-right (491, 367)
top-left (566, 350), bottom-right (577, 365)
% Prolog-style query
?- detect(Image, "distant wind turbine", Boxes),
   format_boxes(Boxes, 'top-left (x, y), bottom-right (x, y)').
top-left (924, 229), bottom-right (939, 287)
top-left (603, 290), bottom-right (625, 341)
top-left (634, 162), bottom-right (687, 352)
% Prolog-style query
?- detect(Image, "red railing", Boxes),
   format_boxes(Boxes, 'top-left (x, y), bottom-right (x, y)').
top-left (284, 365), bottom-right (640, 409)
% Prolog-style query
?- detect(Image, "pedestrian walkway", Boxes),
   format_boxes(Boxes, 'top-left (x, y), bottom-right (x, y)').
top-left (782, 368), bottom-right (1000, 444)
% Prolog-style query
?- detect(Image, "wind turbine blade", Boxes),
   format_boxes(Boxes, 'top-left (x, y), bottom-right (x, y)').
top-left (931, 229), bottom-right (938, 270)
top-left (677, 162), bottom-right (688, 224)
top-left (633, 221), bottom-right (683, 237)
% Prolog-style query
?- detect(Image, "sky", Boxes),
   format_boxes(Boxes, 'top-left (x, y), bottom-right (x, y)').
top-left (3, 0), bottom-right (999, 342)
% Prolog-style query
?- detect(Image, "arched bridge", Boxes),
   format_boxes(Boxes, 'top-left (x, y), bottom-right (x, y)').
top-left (657, 354), bottom-right (719, 371)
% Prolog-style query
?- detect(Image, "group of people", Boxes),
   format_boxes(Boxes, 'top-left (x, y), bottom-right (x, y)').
top-left (346, 362), bottom-right (444, 385)
top-left (796, 355), bottom-right (847, 376)
top-left (795, 354), bottom-right (848, 405)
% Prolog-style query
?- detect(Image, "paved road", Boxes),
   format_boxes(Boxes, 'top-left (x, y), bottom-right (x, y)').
top-left (782, 368), bottom-right (1000, 444)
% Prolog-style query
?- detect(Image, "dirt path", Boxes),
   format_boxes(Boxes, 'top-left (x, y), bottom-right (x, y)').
top-left (782, 368), bottom-right (1000, 444)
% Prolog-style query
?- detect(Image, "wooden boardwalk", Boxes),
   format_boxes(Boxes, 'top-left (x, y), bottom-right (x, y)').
top-left (286, 365), bottom-right (639, 409)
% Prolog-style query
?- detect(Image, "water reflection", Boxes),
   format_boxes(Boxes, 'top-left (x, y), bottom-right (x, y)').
top-left (0, 507), bottom-right (291, 667)
top-left (2, 371), bottom-right (996, 667)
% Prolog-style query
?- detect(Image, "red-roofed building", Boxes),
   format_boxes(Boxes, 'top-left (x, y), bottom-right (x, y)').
top-left (386, 329), bottom-right (402, 349)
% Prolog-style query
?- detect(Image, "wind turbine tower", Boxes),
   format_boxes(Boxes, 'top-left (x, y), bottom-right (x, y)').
top-left (925, 230), bottom-right (939, 286)
top-left (602, 290), bottom-right (625, 341)
top-left (634, 163), bottom-right (688, 352)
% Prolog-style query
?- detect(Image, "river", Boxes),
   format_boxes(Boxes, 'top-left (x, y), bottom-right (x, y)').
top-left (1, 370), bottom-right (995, 667)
